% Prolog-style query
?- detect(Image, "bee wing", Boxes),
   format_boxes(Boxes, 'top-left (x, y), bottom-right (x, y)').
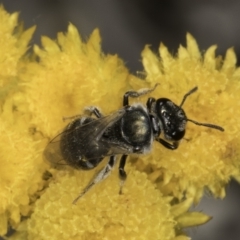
top-left (43, 132), bottom-right (68, 168)
top-left (44, 108), bottom-right (126, 168)
top-left (82, 108), bottom-right (126, 142)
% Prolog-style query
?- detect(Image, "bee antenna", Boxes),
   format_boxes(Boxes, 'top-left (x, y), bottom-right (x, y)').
top-left (180, 86), bottom-right (198, 107)
top-left (187, 118), bottom-right (224, 132)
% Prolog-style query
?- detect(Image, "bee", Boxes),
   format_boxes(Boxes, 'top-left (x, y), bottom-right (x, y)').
top-left (44, 85), bottom-right (224, 204)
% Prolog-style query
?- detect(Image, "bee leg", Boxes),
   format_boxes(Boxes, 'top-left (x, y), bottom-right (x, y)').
top-left (118, 154), bottom-right (128, 194)
top-left (84, 106), bottom-right (103, 118)
top-left (123, 83), bottom-right (159, 106)
top-left (72, 155), bottom-right (117, 204)
top-left (156, 138), bottom-right (179, 150)
top-left (63, 107), bottom-right (103, 122)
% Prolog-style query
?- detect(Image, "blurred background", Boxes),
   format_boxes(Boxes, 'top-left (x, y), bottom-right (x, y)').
top-left (2, 1), bottom-right (240, 239)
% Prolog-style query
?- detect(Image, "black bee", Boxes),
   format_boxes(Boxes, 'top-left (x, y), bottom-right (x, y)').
top-left (44, 85), bottom-right (224, 204)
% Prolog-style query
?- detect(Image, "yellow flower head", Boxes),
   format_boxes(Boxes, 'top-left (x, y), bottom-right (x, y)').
top-left (136, 34), bottom-right (240, 202)
top-left (0, 6), bottom-right (47, 236)
top-left (23, 25), bottom-right (129, 138)
top-left (26, 168), bottom-right (177, 240)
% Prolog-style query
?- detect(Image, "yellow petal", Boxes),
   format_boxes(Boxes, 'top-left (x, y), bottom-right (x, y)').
top-left (176, 212), bottom-right (212, 228)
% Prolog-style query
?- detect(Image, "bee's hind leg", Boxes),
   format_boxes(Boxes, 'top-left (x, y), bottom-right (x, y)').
top-left (72, 155), bottom-right (117, 204)
top-left (118, 154), bottom-right (128, 194)
top-left (63, 106), bottom-right (103, 122)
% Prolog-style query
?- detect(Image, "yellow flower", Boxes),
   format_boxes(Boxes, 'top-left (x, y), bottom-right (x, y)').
top-left (1, 5), bottom-right (239, 240)
top-left (26, 168), bottom-right (177, 240)
top-left (10, 166), bottom-right (207, 240)
top-left (134, 34), bottom-right (240, 203)
top-left (0, 6), bottom-right (47, 236)
top-left (22, 25), bottom-right (129, 138)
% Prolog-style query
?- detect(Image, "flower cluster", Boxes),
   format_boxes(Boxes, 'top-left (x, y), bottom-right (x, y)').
top-left (137, 35), bottom-right (240, 203)
top-left (0, 6), bottom-right (46, 235)
top-left (0, 5), bottom-right (239, 240)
